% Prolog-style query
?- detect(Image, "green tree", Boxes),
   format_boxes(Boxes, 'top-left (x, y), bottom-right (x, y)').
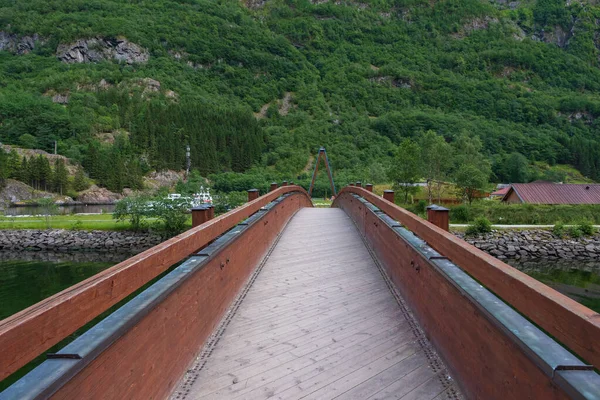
top-left (452, 133), bottom-right (491, 204)
top-left (151, 197), bottom-right (189, 237)
top-left (419, 131), bottom-right (453, 203)
top-left (51, 159), bottom-right (69, 194)
top-left (503, 152), bottom-right (531, 183)
top-left (388, 139), bottom-right (422, 203)
top-left (0, 150), bottom-right (8, 190)
top-left (18, 134), bottom-right (37, 149)
top-left (113, 195), bottom-right (150, 231)
top-left (72, 167), bottom-right (90, 192)
top-left (455, 164), bottom-right (488, 205)
top-left (7, 150), bottom-right (21, 179)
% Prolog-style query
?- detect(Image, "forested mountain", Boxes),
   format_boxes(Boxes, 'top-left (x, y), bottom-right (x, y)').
top-left (2, 0), bottom-right (600, 193)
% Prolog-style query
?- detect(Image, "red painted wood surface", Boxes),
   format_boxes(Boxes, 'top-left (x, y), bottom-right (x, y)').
top-left (50, 193), bottom-right (312, 400)
top-left (191, 206), bottom-right (214, 228)
top-left (426, 207), bottom-right (449, 232)
top-left (333, 187), bottom-right (600, 371)
top-left (334, 192), bottom-right (571, 399)
top-left (0, 186), bottom-right (312, 381)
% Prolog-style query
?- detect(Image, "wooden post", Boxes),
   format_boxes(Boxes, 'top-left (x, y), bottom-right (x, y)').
top-left (427, 204), bottom-right (450, 232)
top-left (282, 181), bottom-right (288, 187)
top-left (355, 182), bottom-right (362, 188)
top-left (191, 205), bottom-right (214, 228)
top-left (349, 183), bottom-right (354, 187)
top-left (383, 190), bottom-right (394, 203)
top-left (247, 189), bottom-right (259, 202)
top-left (366, 184), bottom-right (373, 192)
top-left (270, 182), bottom-right (278, 192)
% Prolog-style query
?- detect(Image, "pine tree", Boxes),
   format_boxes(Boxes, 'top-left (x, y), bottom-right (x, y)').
top-left (52, 159), bottom-right (69, 195)
top-left (73, 167), bottom-right (89, 192)
top-left (19, 156), bottom-right (30, 185)
top-left (0, 149), bottom-right (8, 190)
top-left (38, 156), bottom-right (52, 191)
top-left (7, 150), bottom-right (21, 179)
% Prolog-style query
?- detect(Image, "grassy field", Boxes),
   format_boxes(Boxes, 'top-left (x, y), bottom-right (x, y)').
top-left (0, 214), bottom-right (195, 231)
top-left (312, 198), bottom-right (333, 208)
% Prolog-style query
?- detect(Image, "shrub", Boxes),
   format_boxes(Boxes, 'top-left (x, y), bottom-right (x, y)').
top-left (415, 200), bottom-right (427, 214)
top-left (578, 220), bottom-right (596, 236)
top-left (568, 226), bottom-right (583, 239)
top-left (113, 195), bottom-right (150, 231)
top-left (552, 222), bottom-right (565, 237)
top-left (151, 197), bottom-right (189, 237)
top-left (466, 217), bottom-right (492, 236)
top-left (452, 205), bottom-right (471, 223)
top-left (37, 197), bottom-right (58, 229)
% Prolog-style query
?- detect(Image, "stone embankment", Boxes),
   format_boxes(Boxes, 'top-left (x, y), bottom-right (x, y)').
top-left (456, 230), bottom-right (600, 260)
top-left (0, 230), bottom-right (162, 253)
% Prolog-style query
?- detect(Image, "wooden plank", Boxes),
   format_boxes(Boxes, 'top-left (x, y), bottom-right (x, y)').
top-left (335, 191), bottom-right (575, 400)
top-left (334, 187), bottom-right (600, 369)
top-left (47, 192), bottom-right (312, 400)
top-left (173, 209), bottom-right (461, 400)
top-left (0, 187), bottom-right (311, 382)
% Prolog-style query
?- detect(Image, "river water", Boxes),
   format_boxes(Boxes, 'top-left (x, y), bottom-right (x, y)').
top-left (507, 259), bottom-right (600, 312)
top-left (1, 254), bottom-right (599, 321)
top-left (0, 251), bottom-right (133, 320)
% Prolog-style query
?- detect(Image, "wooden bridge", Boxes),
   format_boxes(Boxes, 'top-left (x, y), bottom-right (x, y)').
top-left (1, 184), bottom-right (600, 399)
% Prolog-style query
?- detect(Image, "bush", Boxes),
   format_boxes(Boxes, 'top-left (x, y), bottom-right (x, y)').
top-left (151, 198), bottom-right (190, 237)
top-left (212, 191), bottom-right (247, 214)
top-left (568, 226), bottom-right (583, 239)
top-left (578, 220), bottom-right (596, 236)
top-left (465, 217), bottom-right (492, 236)
top-left (452, 205), bottom-right (471, 223)
top-left (113, 195), bottom-right (150, 231)
top-left (415, 200), bottom-right (427, 214)
top-left (552, 222), bottom-right (565, 237)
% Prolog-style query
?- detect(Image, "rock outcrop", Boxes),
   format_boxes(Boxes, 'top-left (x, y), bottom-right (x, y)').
top-left (76, 185), bottom-right (122, 204)
top-left (0, 32), bottom-right (44, 54)
top-left (456, 230), bottom-right (600, 261)
top-left (56, 37), bottom-right (149, 64)
top-left (0, 179), bottom-right (53, 208)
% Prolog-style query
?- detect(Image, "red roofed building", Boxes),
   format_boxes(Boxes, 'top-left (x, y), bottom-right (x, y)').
top-left (490, 186), bottom-right (510, 199)
top-left (502, 182), bottom-right (600, 204)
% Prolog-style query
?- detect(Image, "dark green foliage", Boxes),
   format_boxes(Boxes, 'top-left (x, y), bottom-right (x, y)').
top-left (113, 195), bottom-right (151, 231)
top-left (1, 0), bottom-right (600, 188)
top-left (568, 225), bottom-right (583, 239)
top-left (212, 191), bottom-right (247, 214)
top-left (51, 159), bottom-right (69, 195)
top-left (415, 200), bottom-right (427, 214)
top-left (578, 220), bottom-right (596, 236)
top-left (388, 139), bottom-right (421, 203)
top-left (72, 167), bottom-right (90, 192)
top-left (553, 222), bottom-right (565, 237)
top-left (466, 217), bottom-right (492, 236)
top-left (151, 198), bottom-right (189, 237)
top-left (449, 203), bottom-right (600, 225)
top-left (451, 204), bottom-right (471, 223)
top-left (0, 150), bottom-right (8, 190)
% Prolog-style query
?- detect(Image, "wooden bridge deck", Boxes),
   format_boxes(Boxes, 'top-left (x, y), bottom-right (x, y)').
top-left (171, 208), bottom-right (462, 400)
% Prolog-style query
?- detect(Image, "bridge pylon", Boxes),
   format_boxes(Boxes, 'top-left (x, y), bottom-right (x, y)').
top-left (308, 147), bottom-right (336, 197)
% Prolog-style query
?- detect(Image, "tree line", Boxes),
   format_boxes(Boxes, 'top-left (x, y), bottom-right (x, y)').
top-left (0, 148), bottom-right (89, 195)
top-left (387, 131), bottom-right (567, 205)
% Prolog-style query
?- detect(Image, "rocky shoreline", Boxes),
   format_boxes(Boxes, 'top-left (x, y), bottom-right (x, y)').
top-left (0, 229), bottom-right (162, 253)
top-left (456, 230), bottom-right (600, 260)
top-left (1, 228), bottom-right (599, 261)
